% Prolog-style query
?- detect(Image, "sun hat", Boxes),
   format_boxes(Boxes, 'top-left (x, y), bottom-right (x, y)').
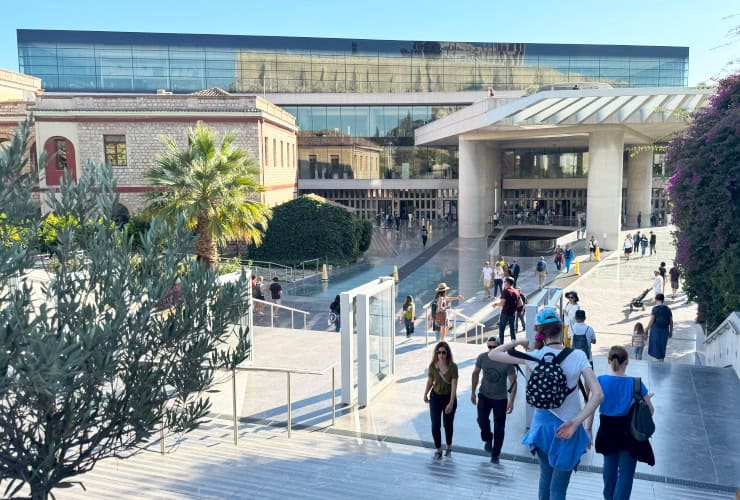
top-left (565, 291), bottom-right (580, 302)
top-left (536, 308), bottom-right (561, 325)
top-left (436, 283), bottom-right (450, 292)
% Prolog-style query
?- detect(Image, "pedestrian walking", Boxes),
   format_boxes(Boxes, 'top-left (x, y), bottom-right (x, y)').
top-left (563, 291), bottom-right (580, 349)
top-left (423, 341), bottom-right (459, 459)
top-left (400, 295), bottom-right (416, 338)
top-left (509, 259), bottom-right (521, 287)
top-left (588, 236), bottom-right (598, 261)
top-left (595, 346), bottom-right (655, 500)
top-left (515, 288), bottom-right (527, 332)
top-left (481, 261), bottom-right (493, 299)
top-left (649, 231), bottom-right (656, 255)
top-left (535, 257), bottom-right (548, 289)
top-left (269, 276), bottom-right (283, 318)
top-left (329, 294), bottom-right (341, 332)
top-left (489, 310), bottom-right (603, 500)
top-left (633, 231), bottom-right (641, 256)
top-left (568, 309), bottom-right (596, 366)
top-left (669, 263), bottom-right (680, 299)
top-left (647, 294), bottom-right (672, 362)
top-left (564, 244), bottom-right (575, 273)
top-left (495, 277), bottom-right (521, 344)
top-left (623, 234), bottom-right (634, 260)
top-left (631, 322), bottom-right (647, 360)
top-left (637, 211), bottom-right (642, 228)
top-left (493, 263), bottom-right (504, 298)
top-left (640, 233), bottom-right (648, 257)
top-left (253, 275), bottom-right (266, 315)
top-left (554, 246), bottom-right (564, 271)
top-left (434, 283), bottom-right (463, 342)
top-left (652, 271), bottom-right (663, 297)
top-left (471, 336), bottom-right (517, 464)
top-left (421, 224), bottom-right (428, 247)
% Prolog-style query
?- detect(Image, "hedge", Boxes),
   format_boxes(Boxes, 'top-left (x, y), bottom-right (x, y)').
top-left (247, 195), bottom-right (372, 265)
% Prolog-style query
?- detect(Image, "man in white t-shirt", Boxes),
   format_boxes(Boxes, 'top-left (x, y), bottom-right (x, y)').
top-left (568, 309), bottom-right (596, 364)
top-left (480, 261), bottom-right (493, 299)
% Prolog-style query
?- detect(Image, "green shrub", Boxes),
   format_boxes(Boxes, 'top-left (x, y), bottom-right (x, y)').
top-left (217, 257), bottom-right (242, 275)
top-left (125, 211), bottom-right (152, 250)
top-left (247, 195), bottom-right (369, 265)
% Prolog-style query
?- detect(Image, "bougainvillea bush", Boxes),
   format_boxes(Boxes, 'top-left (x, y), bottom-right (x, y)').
top-left (664, 72), bottom-right (740, 331)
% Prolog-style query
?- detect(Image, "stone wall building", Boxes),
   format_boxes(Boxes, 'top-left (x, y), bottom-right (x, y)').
top-left (32, 89), bottom-right (298, 215)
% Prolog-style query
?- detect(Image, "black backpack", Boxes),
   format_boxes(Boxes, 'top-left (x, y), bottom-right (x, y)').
top-left (629, 377), bottom-right (655, 441)
top-left (509, 348), bottom-right (576, 409)
top-left (654, 305), bottom-right (671, 328)
top-left (571, 325), bottom-right (593, 360)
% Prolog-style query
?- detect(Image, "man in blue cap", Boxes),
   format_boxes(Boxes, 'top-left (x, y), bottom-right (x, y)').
top-left (535, 256), bottom-right (548, 289)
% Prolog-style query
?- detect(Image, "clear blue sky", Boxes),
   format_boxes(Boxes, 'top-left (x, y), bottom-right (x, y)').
top-left (1, 0), bottom-right (737, 85)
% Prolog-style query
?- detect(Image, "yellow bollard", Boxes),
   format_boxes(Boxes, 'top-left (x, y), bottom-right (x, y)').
top-left (321, 264), bottom-right (329, 282)
top-left (595, 247), bottom-right (601, 261)
top-left (428, 223), bottom-right (433, 237)
top-left (573, 259), bottom-right (580, 276)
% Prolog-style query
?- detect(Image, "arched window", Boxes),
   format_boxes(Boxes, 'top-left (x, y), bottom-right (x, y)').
top-left (43, 136), bottom-right (76, 186)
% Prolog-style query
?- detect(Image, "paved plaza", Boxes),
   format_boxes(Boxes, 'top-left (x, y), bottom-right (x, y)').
top-left (11, 224), bottom-right (740, 498)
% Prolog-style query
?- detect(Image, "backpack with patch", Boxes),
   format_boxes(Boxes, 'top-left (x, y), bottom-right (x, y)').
top-left (654, 305), bottom-right (671, 328)
top-left (509, 348), bottom-right (576, 409)
top-left (629, 377), bottom-right (655, 441)
top-left (536, 260), bottom-right (547, 272)
top-left (404, 306), bottom-right (413, 320)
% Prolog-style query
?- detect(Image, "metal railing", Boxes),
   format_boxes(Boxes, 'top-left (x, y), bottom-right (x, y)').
top-left (420, 301), bottom-right (486, 345)
top-left (159, 363), bottom-right (337, 453)
top-left (253, 299), bottom-right (310, 329)
top-left (242, 259), bottom-right (295, 281)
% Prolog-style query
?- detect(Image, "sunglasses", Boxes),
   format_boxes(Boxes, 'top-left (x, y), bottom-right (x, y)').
top-left (436, 350), bottom-right (448, 355)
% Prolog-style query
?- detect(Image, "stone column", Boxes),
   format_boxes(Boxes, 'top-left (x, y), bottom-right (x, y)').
top-left (626, 149), bottom-right (653, 228)
top-left (458, 138), bottom-right (499, 238)
top-left (586, 129), bottom-right (624, 250)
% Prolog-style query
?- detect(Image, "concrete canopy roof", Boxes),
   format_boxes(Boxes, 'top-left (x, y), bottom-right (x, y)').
top-left (415, 87), bottom-right (711, 147)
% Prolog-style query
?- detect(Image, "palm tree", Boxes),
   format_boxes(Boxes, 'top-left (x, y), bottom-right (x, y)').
top-left (145, 122), bottom-right (271, 267)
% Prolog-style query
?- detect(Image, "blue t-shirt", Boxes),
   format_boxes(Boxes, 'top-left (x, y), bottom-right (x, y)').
top-left (598, 375), bottom-right (648, 416)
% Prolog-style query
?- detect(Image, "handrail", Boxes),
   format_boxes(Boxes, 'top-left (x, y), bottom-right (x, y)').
top-left (420, 300), bottom-right (487, 345)
top-left (160, 363), bottom-right (337, 453)
top-left (232, 364), bottom-right (337, 440)
top-left (253, 298), bottom-right (310, 329)
top-left (705, 312), bottom-right (740, 344)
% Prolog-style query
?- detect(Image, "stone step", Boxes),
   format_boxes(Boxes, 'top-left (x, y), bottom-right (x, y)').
top-left (37, 421), bottom-right (734, 499)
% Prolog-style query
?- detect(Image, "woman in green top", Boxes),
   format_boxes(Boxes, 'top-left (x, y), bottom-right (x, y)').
top-left (423, 341), bottom-right (459, 458)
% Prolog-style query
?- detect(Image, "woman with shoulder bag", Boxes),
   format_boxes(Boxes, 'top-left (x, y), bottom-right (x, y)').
top-left (434, 283), bottom-right (463, 342)
top-left (423, 341), bottom-right (459, 458)
top-left (596, 346), bottom-right (655, 500)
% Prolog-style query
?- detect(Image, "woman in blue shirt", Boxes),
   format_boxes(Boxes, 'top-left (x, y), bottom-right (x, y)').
top-left (595, 346), bottom-right (655, 500)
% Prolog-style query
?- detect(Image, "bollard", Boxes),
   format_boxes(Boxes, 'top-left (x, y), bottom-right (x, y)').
top-left (392, 264), bottom-right (399, 283)
top-left (428, 223), bottom-right (433, 237)
top-left (321, 263), bottom-right (329, 282)
top-left (595, 247), bottom-right (601, 261)
top-left (573, 259), bottom-right (580, 276)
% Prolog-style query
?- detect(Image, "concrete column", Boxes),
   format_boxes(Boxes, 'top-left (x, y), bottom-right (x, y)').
top-left (586, 129), bottom-right (624, 250)
top-left (626, 149), bottom-right (653, 228)
top-left (458, 139), bottom-right (499, 238)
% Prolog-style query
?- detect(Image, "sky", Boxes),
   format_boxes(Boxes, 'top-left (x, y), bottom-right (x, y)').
top-left (0, 0), bottom-right (737, 85)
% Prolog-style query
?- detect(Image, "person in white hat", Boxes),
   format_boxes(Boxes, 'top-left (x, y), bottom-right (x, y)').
top-left (433, 283), bottom-right (464, 342)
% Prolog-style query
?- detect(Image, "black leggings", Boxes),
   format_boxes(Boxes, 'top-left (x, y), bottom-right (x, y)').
top-left (429, 391), bottom-right (457, 449)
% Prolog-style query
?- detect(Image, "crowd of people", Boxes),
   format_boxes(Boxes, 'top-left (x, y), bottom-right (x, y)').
top-left (425, 307), bottom-right (659, 500)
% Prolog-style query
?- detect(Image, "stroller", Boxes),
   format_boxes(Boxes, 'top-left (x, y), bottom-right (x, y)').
top-left (629, 288), bottom-right (651, 311)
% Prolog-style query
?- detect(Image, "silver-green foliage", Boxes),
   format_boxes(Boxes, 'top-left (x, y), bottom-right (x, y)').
top-left (0, 121), bottom-right (251, 499)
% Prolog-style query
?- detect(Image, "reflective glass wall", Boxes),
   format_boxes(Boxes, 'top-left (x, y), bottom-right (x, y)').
top-left (502, 148), bottom-right (590, 179)
top-left (286, 105), bottom-right (461, 180)
top-left (18, 31), bottom-right (689, 93)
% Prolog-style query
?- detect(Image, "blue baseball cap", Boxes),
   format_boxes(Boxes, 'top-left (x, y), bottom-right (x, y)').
top-left (536, 308), bottom-right (561, 325)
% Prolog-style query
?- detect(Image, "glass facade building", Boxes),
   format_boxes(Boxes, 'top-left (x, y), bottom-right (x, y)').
top-left (16, 30), bottom-right (687, 222)
top-left (18, 30), bottom-right (689, 93)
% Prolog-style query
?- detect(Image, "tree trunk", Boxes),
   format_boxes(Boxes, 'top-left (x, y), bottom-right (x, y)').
top-left (30, 481), bottom-right (49, 500)
top-left (195, 215), bottom-right (218, 269)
